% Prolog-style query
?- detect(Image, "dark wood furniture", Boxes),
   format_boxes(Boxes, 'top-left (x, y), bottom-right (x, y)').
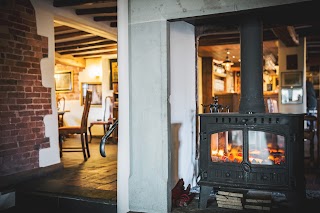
top-left (88, 96), bottom-right (113, 143)
top-left (58, 90), bottom-right (92, 161)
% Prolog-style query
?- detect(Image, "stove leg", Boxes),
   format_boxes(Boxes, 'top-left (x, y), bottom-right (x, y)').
top-left (198, 185), bottom-right (212, 209)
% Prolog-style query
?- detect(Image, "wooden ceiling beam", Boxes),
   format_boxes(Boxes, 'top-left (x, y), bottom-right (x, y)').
top-left (55, 31), bottom-right (92, 40)
top-left (110, 22), bottom-right (117, 28)
top-left (94, 16), bottom-right (117, 22)
top-left (55, 40), bottom-right (117, 52)
top-left (73, 51), bottom-right (117, 57)
top-left (53, 0), bottom-right (116, 7)
top-left (76, 6), bottom-right (117, 15)
top-left (272, 26), bottom-right (299, 47)
top-left (199, 38), bottom-right (240, 46)
top-left (55, 36), bottom-right (107, 48)
top-left (54, 26), bottom-right (76, 33)
top-left (58, 45), bottom-right (117, 55)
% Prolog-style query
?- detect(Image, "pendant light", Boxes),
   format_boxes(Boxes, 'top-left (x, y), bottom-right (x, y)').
top-left (222, 49), bottom-right (234, 71)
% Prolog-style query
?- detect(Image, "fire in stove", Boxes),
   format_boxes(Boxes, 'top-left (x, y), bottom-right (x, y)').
top-left (210, 130), bottom-right (285, 165)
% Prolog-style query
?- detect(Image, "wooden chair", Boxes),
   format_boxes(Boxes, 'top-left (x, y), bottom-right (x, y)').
top-left (304, 114), bottom-right (317, 166)
top-left (59, 90), bottom-right (92, 161)
top-left (88, 96), bottom-right (114, 143)
top-left (57, 97), bottom-right (65, 127)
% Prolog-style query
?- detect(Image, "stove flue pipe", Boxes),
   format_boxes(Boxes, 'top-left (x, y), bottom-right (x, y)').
top-left (239, 16), bottom-right (265, 114)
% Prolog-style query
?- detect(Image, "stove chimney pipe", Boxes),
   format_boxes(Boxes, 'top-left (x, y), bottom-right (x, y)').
top-left (239, 16), bottom-right (265, 113)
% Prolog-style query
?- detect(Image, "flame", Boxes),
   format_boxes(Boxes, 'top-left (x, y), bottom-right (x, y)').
top-left (211, 147), bottom-right (285, 165)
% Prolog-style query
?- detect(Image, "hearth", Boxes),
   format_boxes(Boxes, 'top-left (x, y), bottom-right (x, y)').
top-left (197, 15), bottom-right (305, 211)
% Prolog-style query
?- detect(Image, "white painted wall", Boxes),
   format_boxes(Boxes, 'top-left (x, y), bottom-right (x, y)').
top-left (169, 22), bottom-right (197, 189)
top-left (278, 38), bottom-right (307, 113)
top-left (31, 0), bottom-right (60, 167)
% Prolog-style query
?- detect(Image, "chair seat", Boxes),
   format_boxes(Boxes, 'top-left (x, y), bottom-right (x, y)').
top-left (88, 120), bottom-right (113, 143)
top-left (59, 126), bottom-right (83, 134)
top-left (90, 121), bottom-right (112, 126)
top-left (88, 96), bottom-right (115, 143)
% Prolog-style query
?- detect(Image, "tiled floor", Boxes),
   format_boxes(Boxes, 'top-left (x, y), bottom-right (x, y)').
top-left (14, 134), bottom-right (320, 212)
top-left (18, 135), bottom-right (118, 201)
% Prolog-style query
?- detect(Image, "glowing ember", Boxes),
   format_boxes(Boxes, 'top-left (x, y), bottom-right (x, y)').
top-left (211, 148), bottom-right (285, 165)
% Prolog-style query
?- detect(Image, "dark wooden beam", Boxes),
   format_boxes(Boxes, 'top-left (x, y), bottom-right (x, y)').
top-left (53, 0), bottom-right (116, 7)
top-left (73, 51), bottom-right (117, 57)
top-left (55, 37), bottom-right (107, 48)
top-left (59, 45), bottom-right (117, 55)
top-left (110, 22), bottom-right (117, 28)
top-left (94, 16), bottom-right (117, 22)
top-left (55, 31), bottom-right (92, 40)
top-left (199, 37), bottom-right (240, 46)
top-left (54, 26), bottom-right (76, 33)
top-left (55, 40), bottom-right (117, 52)
top-left (76, 6), bottom-right (117, 15)
top-left (272, 26), bottom-right (299, 47)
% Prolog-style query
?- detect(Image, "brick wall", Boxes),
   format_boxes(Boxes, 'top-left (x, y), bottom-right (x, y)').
top-left (0, 0), bottom-right (51, 176)
top-left (55, 63), bottom-right (83, 101)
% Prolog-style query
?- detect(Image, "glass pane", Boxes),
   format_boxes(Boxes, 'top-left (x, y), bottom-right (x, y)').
top-left (210, 130), bottom-right (243, 163)
top-left (248, 131), bottom-right (285, 165)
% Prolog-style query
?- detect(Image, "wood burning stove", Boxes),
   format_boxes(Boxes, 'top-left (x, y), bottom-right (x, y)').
top-left (197, 15), bottom-right (305, 210)
top-left (198, 113), bottom-right (305, 209)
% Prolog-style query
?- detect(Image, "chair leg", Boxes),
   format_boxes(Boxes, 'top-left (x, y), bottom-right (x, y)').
top-left (59, 134), bottom-right (63, 158)
top-left (80, 133), bottom-right (87, 161)
top-left (88, 124), bottom-right (93, 143)
top-left (85, 132), bottom-right (90, 158)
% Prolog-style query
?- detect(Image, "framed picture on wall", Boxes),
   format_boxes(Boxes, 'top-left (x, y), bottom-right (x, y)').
top-left (281, 71), bottom-right (302, 87)
top-left (281, 87), bottom-right (303, 104)
top-left (109, 59), bottom-right (118, 90)
top-left (55, 71), bottom-right (73, 92)
top-left (81, 82), bottom-right (102, 106)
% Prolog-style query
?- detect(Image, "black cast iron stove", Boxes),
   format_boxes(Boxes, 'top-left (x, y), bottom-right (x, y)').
top-left (198, 16), bottom-right (305, 210)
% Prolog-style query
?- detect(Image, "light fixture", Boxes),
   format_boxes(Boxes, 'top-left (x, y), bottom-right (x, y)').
top-left (222, 49), bottom-right (234, 71)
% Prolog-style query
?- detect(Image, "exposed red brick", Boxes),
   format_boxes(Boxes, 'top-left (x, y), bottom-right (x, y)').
top-left (0, 0), bottom-right (51, 177)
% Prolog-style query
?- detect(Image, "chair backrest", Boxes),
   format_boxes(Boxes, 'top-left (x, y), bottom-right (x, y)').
top-left (81, 90), bottom-right (92, 132)
top-left (103, 96), bottom-right (114, 122)
top-left (57, 97), bottom-right (65, 111)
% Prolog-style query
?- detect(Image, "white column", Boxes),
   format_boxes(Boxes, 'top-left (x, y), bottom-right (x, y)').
top-left (128, 19), bottom-right (171, 212)
top-left (117, 0), bottom-right (130, 212)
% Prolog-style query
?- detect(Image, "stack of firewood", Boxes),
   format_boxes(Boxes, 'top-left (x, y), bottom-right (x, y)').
top-left (216, 189), bottom-right (247, 210)
top-left (243, 190), bottom-right (272, 211)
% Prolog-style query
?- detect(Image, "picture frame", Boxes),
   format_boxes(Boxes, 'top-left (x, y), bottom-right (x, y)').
top-left (281, 87), bottom-right (303, 104)
top-left (81, 82), bottom-right (102, 106)
top-left (109, 59), bottom-right (118, 90)
top-left (281, 71), bottom-right (302, 87)
top-left (54, 71), bottom-right (73, 92)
